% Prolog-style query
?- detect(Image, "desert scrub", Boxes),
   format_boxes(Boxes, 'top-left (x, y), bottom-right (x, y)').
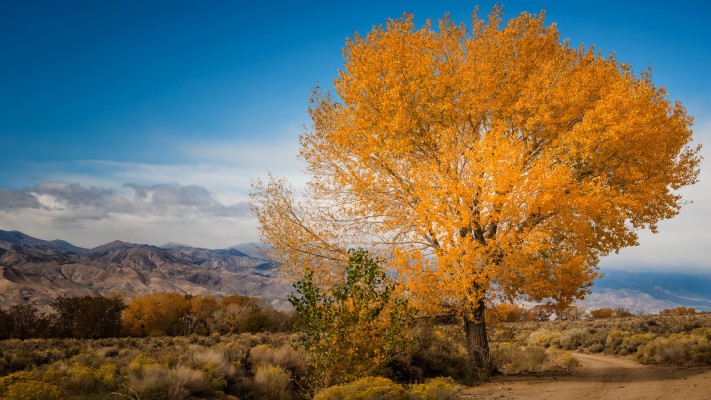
top-left (401, 322), bottom-right (469, 381)
top-left (546, 349), bottom-right (581, 372)
top-left (126, 363), bottom-right (215, 400)
top-left (249, 343), bottom-right (307, 376)
top-left (636, 328), bottom-right (711, 365)
top-left (51, 363), bottom-right (120, 395)
top-left (4, 380), bottom-right (65, 400)
top-left (407, 377), bottom-right (461, 400)
top-left (491, 343), bottom-right (547, 374)
top-left (186, 345), bottom-right (236, 390)
top-left (526, 328), bottom-right (561, 348)
top-left (252, 364), bottom-right (291, 400)
top-left (314, 376), bottom-right (407, 400)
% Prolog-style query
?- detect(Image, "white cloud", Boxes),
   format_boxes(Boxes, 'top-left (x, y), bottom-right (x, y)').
top-left (0, 182), bottom-right (255, 248)
top-left (0, 130), bottom-right (311, 249)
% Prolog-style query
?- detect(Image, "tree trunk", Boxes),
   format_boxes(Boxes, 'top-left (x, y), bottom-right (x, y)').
top-left (463, 298), bottom-right (494, 381)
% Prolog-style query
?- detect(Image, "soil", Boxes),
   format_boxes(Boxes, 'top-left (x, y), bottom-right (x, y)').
top-left (459, 352), bottom-right (711, 399)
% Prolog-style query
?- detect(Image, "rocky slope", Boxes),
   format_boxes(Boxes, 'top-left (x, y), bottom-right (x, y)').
top-left (0, 230), bottom-right (290, 310)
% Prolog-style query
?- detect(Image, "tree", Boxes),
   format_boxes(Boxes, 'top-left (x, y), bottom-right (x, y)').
top-left (289, 248), bottom-right (414, 389)
top-left (184, 295), bottom-right (218, 335)
top-left (51, 295), bottom-right (125, 338)
top-left (5, 304), bottom-right (46, 339)
top-left (660, 306), bottom-right (696, 315)
top-left (213, 294), bottom-right (265, 334)
top-left (251, 8), bottom-right (700, 378)
top-left (489, 303), bottom-right (525, 322)
top-left (122, 292), bottom-right (190, 336)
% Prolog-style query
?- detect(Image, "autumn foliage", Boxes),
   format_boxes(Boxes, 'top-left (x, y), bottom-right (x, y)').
top-left (252, 7), bottom-right (701, 376)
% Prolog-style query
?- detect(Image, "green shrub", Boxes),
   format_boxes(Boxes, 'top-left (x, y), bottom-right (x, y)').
top-left (290, 249), bottom-right (415, 388)
top-left (559, 328), bottom-right (590, 350)
top-left (407, 377), bottom-right (461, 400)
top-left (604, 330), bottom-right (629, 354)
top-left (314, 376), bottom-right (407, 400)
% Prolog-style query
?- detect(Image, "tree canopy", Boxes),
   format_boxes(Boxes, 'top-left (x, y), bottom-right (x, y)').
top-left (251, 8), bottom-right (700, 375)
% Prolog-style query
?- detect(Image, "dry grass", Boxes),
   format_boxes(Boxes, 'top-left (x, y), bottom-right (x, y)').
top-left (253, 364), bottom-right (292, 400)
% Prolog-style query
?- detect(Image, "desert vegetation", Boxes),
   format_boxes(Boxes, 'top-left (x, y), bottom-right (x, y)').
top-left (0, 293), bottom-right (292, 341)
top-left (1, 304), bottom-right (709, 399)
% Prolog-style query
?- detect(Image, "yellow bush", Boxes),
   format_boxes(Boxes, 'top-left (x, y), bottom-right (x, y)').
top-left (620, 333), bottom-right (652, 355)
top-left (5, 381), bottom-right (65, 400)
top-left (314, 376), bottom-right (407, 400)
top-left (407, 377), bottom-right (461, 400)
top-left (0, 371), bottom-right (37, 395)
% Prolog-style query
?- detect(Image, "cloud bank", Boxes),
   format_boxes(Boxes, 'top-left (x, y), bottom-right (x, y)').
top-left (0, 182), bottom-right (255, 249)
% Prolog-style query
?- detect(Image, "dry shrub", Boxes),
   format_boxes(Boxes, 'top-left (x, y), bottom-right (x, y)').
top-left (189, 346), bottom-right (237, 384)
top-left (404, 323), bottom-right (469, 381)
top-left (314, 376), bottom-right (407, 400)
top-left (491, 343), bottom-right (547, 374)
top-left (636, 329), bottom-right (711, 365)
top-left (407, 377), bottom-right (461, 400)
top-left (559, 328), bottom-right (591, 350)
top-left (527, 328), bottom-right (561, 348)
top-left (619, 333), bottom-right (652, 355)
top-left (249, 343), bottom-right (307, 375)
top-left (604, 329), bottom-right (629, 354)
top-left (252, 364), bottom-right (291, 400)
top-left (59, 363), bottom-right (119, 394)
top-left (127, 362), bottom-right (215, 400)
top-left (546, 349), bottom-right (581, 372)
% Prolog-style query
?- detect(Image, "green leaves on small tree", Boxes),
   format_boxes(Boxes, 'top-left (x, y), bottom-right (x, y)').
top-left (289, 248), bottom-right (415, 389)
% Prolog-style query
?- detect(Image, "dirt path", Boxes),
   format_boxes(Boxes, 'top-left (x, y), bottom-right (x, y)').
top-left (459, 352), bottom-right (711, 399)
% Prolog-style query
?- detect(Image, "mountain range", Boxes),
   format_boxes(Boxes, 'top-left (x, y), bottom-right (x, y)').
top-left (1, 230), bottom-right (709, 315)
top-left (0, 230), bottom-right (290, 310)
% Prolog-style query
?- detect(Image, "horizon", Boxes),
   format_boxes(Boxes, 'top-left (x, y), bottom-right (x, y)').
top-left (3, 227), bottom-right (711, 275)
top-left (1, 1), bottom-right (709, 273)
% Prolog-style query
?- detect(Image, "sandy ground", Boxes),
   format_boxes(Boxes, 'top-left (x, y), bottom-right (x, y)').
top-left (459, 352), bottom-right (711, 400)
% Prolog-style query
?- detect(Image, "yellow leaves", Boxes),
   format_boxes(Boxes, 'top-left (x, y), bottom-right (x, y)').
top-left (251, 7), bottom-right (700, 318)
top-left (122, 292), bottom-right (190, 337)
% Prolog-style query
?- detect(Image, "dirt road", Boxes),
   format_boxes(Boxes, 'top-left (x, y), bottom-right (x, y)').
top-left (460, 352), bottom-right (711, 399)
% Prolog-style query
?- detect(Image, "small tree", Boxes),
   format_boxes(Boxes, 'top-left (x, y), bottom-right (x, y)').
top-left (290, 248), bottom-right (415, 389)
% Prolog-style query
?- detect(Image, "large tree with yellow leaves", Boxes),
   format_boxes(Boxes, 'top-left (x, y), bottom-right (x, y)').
top-left (251, 8), bottom-right (700, 377)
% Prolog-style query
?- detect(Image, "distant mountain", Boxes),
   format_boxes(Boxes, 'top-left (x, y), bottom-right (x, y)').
top-left (2, 230), bottom-right (709, 315)
top-left (583, 269), bottom-right (711, 314)
top-left (0, 230), bottom-right (290, 310)
top-left (229, 242), bottom-right (269, 260)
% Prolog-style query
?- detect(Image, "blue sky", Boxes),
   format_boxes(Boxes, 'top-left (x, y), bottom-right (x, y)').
top-left (1, 1), bottom-right (709, 271)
